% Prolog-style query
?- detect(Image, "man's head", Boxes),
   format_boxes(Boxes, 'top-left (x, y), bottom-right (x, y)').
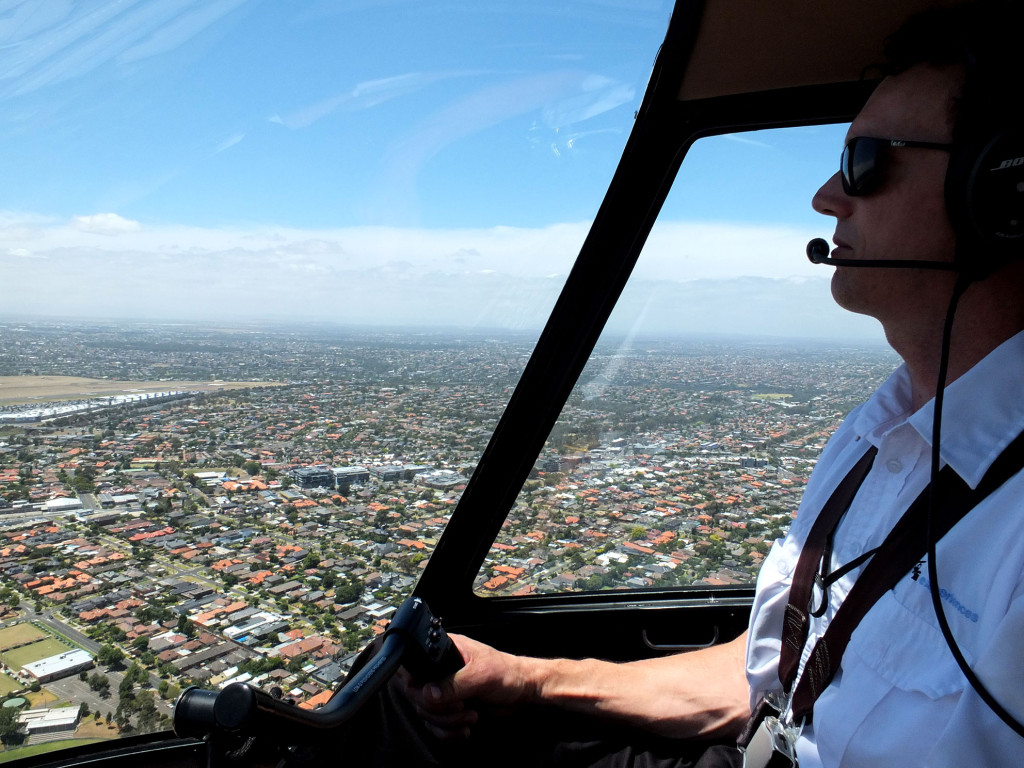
top-left (882, 1), bottom-right (1024, 267)
top-left (812, 63), bottom-right (961, 328)
top-left (812, 1), bottom-right (1024, 335)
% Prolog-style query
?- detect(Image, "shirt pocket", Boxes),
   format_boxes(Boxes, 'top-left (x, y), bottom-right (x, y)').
top-left (844, 590), bottom-right (965, 700)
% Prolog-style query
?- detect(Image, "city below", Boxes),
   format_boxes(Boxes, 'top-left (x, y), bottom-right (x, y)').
top-left (0, 319), bottom-right (896, 755)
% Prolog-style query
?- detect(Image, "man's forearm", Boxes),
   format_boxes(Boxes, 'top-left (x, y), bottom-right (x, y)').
top-left (515, 630), bottom-right (751, 740)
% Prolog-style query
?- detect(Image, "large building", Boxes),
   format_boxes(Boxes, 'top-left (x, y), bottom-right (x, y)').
top-left (369, 464), bottom-right (432, 483)
top-left (332, 466), bottom-right (369, 491)
top-left (19, 707), bottom-right (81, 737)
top-left (415, 469), bottom-right (467, 489)
top-left (289, 465), bottom-right (334, 489)
top-left (22, 649), bottom-right (94, 683)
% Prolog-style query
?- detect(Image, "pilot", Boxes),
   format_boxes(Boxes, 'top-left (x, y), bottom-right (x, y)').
top-left (345, 2), bottom-right (1024, 766)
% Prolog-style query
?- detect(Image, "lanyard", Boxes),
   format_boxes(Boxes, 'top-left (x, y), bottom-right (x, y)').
top-left (778, 427), bottom-right (1024, 724)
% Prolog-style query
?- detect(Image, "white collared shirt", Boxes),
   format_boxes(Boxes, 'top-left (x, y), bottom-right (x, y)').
top-left (746, 330), bottom-right (1024, 767)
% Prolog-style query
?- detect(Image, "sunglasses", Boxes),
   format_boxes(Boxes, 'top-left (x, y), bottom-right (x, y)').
top-left (841, 136), bottom-right (953, 196)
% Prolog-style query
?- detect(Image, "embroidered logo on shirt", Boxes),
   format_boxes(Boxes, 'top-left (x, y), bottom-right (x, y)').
top-left (910, 559), bottom-right (979, 623)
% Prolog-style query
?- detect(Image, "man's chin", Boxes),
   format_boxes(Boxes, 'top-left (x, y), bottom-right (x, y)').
top-left (830, 272), bottom-right (877, 318)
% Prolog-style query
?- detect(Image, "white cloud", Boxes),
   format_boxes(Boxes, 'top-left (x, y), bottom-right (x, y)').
top-left (269, 71), bottom-right (482, 130)
top-left (0, 0), bottom-right (247, 98)
top-left (70, 213), bottom-right (142, 236)
top-left (540, 75), bottom-right (634, 129)
top-left (635, 221), bottom-right (826, 282)
top-left (117, 0), bottom-right (248, 64)
top-left (215, 133), bottom-right (245, 154)
top-left (0, 212), bottom-right (877, 339)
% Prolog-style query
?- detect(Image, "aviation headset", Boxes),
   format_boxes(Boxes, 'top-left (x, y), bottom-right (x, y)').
top-left (935, 2), bottom-right (1024, 278)
top-left (944, 110), bottom-right (1024, 276)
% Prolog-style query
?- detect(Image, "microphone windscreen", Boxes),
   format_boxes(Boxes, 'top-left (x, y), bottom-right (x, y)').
top-left (806, 238), bottom-right (830, 264)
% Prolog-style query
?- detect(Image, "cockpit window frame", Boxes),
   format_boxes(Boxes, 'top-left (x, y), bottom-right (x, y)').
top-left (414, 0), bottom-right (878, 625)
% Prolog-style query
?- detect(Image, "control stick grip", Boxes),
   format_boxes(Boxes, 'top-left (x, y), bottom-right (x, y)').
top-left (171, 596), bottom-right (463, 744)
top-left (390, 596), bottom-right (465, 683)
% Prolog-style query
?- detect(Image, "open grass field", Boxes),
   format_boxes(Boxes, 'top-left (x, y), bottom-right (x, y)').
top-left (0, 624), bottom-right (47, 651)
top-left (0, 375), bottom-right (282, 406)
top-left (0, 739), bottom-right (107, 763)
top-left (0, 638), bottom-right (72, 670)
top-left (0, 673), bottom-right (22, 696)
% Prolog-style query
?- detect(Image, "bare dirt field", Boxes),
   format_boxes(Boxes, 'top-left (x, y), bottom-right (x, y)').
top-left (0, 376), bottom-right (281, 406)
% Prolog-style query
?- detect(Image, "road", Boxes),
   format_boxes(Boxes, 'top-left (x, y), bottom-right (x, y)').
top-left (22, 607), bottom-right (100, 655)
top-left (16, 608), bottom-right (172, 718)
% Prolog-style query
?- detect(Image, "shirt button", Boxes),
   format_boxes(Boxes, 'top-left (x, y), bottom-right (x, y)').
top-left (776, 559), bottom-right (791, 576)
top-left (886, 458), bottom-right (903, 473)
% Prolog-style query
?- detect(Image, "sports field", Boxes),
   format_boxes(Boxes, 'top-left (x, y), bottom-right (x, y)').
top-left (0, 673), bottom-right (21, 696)
top-left (0, 638), bottom-right (71, 670)
top-left (0, 624), bottom-right (47, 651)
top-left (0, 375), bottom-right (281, 406)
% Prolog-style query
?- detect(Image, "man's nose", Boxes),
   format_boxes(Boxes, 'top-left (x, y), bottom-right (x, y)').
top-left (812, 171), bottom-right (851, 218)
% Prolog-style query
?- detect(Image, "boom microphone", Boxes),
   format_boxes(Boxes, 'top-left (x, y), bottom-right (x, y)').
top-left (806, 238), bottom-right (831, 264)
top-left (805, 238), bottom-right (960, 270)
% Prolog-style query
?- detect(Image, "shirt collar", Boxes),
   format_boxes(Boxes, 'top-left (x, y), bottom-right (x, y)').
top-left (854, 330), bottom-right (1024, 489)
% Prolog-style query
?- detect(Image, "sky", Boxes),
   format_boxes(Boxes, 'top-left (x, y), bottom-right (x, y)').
top-left (0, 0), bottom-right (883, 342)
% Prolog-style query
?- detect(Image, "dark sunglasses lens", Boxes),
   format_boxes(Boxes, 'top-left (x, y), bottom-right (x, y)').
top-left (842, 138), bottom-right (881, 196)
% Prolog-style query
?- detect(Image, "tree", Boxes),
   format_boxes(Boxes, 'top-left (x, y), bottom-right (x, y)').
top-left (0, 707), bottom-right (24, 745)
top-left (177, 615), bottom-right (197, 638)
top-left (97, 644), bottom-right (125, 667)
top-left (88, 672), bottom-right (110, 696)
top-left (302, 552), bottom-right (320, 570)
top-left (118, 675), bottom-right (135, 705)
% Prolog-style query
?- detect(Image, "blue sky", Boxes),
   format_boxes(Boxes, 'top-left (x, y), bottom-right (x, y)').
top-left (0, 0), bottom-right (879, 340)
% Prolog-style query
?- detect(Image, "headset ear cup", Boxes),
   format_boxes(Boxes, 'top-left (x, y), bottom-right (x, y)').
top-left (948, 130), bottom-right (1024, 276)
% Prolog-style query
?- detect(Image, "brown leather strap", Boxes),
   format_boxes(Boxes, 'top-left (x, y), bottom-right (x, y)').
top-left (783, 428), bottom-right (1024, 722)
top-left (777, 446), bottom-right (876, 689)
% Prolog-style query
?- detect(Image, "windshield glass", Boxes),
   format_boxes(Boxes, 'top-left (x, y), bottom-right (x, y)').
top-left (0, 0), bottom-right (671, 753)
top-left (474, 126), bottom-right (896, 597)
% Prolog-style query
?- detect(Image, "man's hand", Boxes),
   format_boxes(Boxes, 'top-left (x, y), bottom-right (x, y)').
top-left (402, 633), bottom-right (533, 740)
top-left (402, 630), bottom-right (750, 742)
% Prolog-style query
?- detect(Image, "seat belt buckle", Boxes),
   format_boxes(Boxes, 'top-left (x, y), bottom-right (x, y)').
top-left (740, 716), bottom-right (798, 768)
top-left (736, 693), bottom-right (781, 749)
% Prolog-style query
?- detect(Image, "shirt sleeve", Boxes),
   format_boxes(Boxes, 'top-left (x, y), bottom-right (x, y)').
top-left (745, 538), bottom-right (791, 709)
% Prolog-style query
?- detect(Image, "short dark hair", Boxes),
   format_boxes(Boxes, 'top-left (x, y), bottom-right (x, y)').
top-left (882, 1), bottom-right (1024, 144)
